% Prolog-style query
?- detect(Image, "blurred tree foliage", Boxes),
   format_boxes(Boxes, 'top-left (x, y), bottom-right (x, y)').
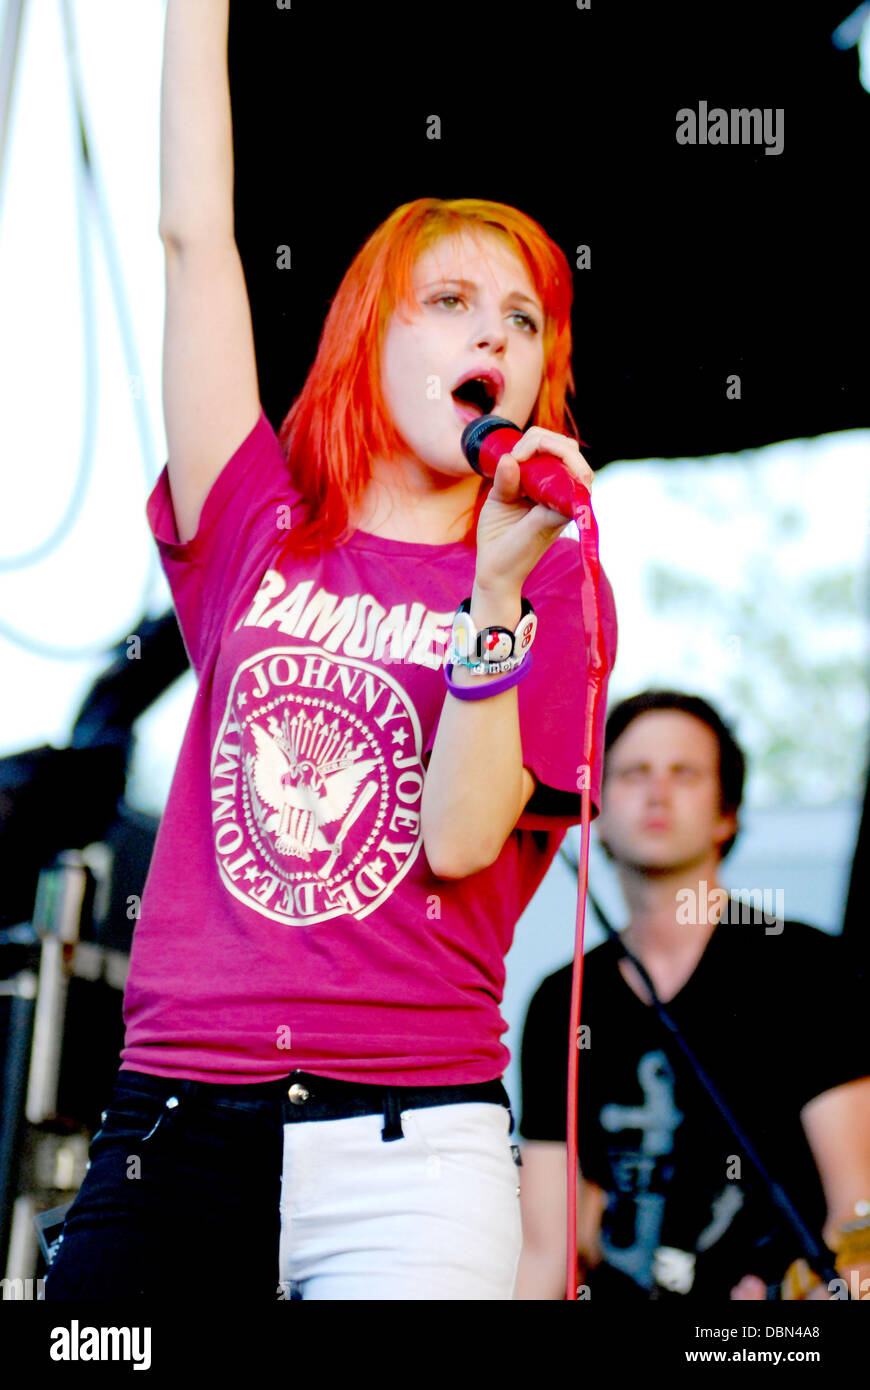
top-left (645, 478), bottom-right (869, 808)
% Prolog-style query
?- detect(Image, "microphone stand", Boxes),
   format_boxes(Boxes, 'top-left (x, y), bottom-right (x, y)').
top-left (557, 856), bottom-right (846, 1298)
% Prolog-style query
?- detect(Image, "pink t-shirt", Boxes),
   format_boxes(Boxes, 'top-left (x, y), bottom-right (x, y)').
top-left (121, 408), bottom-right (618, 1085)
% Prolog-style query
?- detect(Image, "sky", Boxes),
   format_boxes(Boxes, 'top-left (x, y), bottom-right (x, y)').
top-left (1, 0), bottom-right (868, 827)
top-left (1, 0), bottom-right (169, 779)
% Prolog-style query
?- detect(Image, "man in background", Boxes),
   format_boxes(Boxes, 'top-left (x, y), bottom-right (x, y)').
top-left (515, 690), bottom-right (870, 1300)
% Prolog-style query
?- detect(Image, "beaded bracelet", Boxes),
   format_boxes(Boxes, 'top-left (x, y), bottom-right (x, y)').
top-left (443, 652), bottom-right (534, 701)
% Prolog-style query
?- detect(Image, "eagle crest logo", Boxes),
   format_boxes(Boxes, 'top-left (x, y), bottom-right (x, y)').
top-left (245, 706), bottom-right (379, 877)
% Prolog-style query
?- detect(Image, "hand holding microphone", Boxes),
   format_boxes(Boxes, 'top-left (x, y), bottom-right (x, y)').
top-left (462, 415), bottom-right (595, 595)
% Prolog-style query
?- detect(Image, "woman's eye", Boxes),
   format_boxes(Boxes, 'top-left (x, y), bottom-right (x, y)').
top-left (428, 295), bottom-right (538, 332)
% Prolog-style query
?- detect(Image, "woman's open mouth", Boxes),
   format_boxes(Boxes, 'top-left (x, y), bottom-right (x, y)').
top-left (450, 373), bottom-right (500, 424)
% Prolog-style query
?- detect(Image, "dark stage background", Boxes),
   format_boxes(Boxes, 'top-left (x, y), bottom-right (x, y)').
top-left (229, 0), bottom-right (869, 471)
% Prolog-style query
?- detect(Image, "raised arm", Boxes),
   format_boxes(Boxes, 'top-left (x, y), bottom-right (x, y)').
top-left (158, 0), bottom-right (260, 545)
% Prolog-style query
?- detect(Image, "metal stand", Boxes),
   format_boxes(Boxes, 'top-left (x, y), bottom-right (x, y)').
top-left (0, 849), bottom-right (127, 1294)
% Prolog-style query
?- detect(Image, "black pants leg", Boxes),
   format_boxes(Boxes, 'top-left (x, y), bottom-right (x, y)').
top-left (43, 1071), bottom-right (283, 1301)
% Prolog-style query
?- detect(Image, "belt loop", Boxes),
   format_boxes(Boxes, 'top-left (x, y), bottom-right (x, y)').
top-left (381, 1090), bottom-right (404, 1142)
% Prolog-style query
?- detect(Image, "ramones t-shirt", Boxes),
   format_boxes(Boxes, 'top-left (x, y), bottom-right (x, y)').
top-left (519, 906), bottom-right (868, 1297)
top-left (120, 407), bottom-right (618, 1085)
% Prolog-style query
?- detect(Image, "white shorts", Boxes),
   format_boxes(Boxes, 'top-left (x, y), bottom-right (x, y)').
top-left (278, 1101), bottom-right (522, 1300)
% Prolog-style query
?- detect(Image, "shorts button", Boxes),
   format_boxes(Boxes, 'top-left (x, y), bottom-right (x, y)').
top-left (288, 1083), bottom-right (310, 1105)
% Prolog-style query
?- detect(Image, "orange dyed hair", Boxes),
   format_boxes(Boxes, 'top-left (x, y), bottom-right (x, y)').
top-left (276, 197), bottom-right (578, 556)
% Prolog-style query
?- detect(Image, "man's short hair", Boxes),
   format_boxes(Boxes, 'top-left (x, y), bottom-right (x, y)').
top-left (602, 690), bottom-right (746, 860)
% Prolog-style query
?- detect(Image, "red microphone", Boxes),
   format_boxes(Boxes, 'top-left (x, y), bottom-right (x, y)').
top-left (461, 415), bottom-right (589, 522)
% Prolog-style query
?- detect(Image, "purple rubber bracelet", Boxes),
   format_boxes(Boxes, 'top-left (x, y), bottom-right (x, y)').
top-left (443, 652), bottom-right (534, 700)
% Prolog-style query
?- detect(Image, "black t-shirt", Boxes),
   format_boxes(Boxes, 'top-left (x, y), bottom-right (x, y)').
top-left (519, 905), bottom-right (868, 1299)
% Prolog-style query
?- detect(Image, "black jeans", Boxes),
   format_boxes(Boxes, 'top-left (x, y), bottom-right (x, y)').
top-left (44, 1067), bottom-right (512, 1301)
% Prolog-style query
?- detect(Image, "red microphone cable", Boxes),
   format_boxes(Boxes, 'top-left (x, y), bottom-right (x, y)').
top-left (462, 417), bottom-right (608, 1300)
top-left (564, 493), bottom-right (607, 1300)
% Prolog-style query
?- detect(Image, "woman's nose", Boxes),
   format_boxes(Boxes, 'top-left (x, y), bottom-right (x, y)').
top-left (471, 313), bottom-right (507, 352)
